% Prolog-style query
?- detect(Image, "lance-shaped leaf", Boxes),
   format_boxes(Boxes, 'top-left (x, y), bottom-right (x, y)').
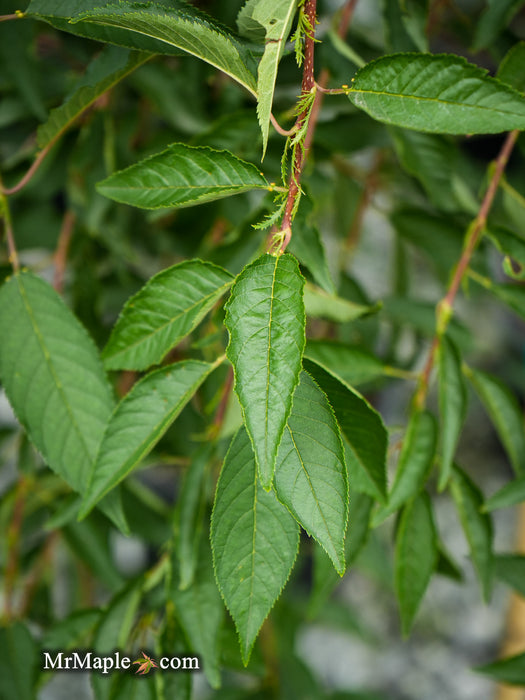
top-left (0, 623), bottom-right (37, 700)
top-left (274, 371), bottom-right (348, 574)
top-left (211, 428), bottom-right (299, 663)
top-left (28, 0), bottom-right (257, 95)
top-left (171, 539), bottom-right (224, 689)
top-left (37, 46), bottom-right (149, 149)
top-left (373, 410), bottom-right (437, 525)
top-left (304, 282), bottom-right (379, 322)
top-left (466, 367), bottom-right (525, 475)
top-left (451, 466), bottom-right (493, 602)
top-left (348, 53), bottom-right (525, 134)
top-left (304, 359), bottom-right (387, 503)
top-left (238, 0), bottom-right (297, 155)
top-left (473, 0), bottom-right (525, 51)
top-left (0, 271), bottom-right (126, 532)
top-left (309, 492), bottom-right (373, 616)
top-left (102, 260), bottom-right (234, 371)
top-left (495, 554), bottom-right (525, 597)
top-left (395, 492), bottom-right (438, 636)
top-left (438, 336), bottom-right (467, 491)
top-left (79, 359), bottom-right (220, 517)
top-left (225, 253), bottom-right (305, 489)
top-left (476, 652), bottom-right (525, 686)
top-left (484, 475), bottom-right (525, 512)
top-left (97, 144), bottom-right (269, 210)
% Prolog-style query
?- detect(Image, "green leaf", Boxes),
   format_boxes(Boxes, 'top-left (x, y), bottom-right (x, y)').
top-left (438, 336), bottom-right (467, 491)
top-left (390, 130), bottom-right (477, 214)
top-left (171, 539), bottom-right (224, 689)
top-left (0, 623), bottom-right (37, 700)
top-left (304, 282), bottom-right (379, 322)
top-left (102, 260), bottom-right (234, 371)
top-left (450, 466), bottom-right (493, 602)
top-left (497, 42), bottom-right (525, 94)
top-left (79, 359), bottom-right (220, 517)
top-left (484, 475), bottom-right (525, 511)
top-left (97, 144), bottom-right (269, 210)
top-left (224, 253), bottom-right (305, 489)
top-left (245, 0), bottom-right (297, 156)
top-left (174, 447), bottom-right (212, 591)
top-left (309, 492), bottom-right (373, 616)
top-left (27, 0), bottom-right (258, 95)
top-left (288, 200), bottom-right (336, 294)
top-left (373, 410), bottom-right (437, 525)
top-left (494, 554), bottom-right (525, 596)
top-left (473, 0), bottom-right (525, 51)
top-left (487, 226), bottom-right (525, 280)
top-left (394, 492), bottom-right (438, 636)
top-left (304, 340), bottom-right (385, 387)
top-left (211, 427), bottom-right (299, 663)
top-left (391, 208), bottom-right (466, 283)
top-left (304, 359), bottom-right (387, 503)
top-left (491, 281), bottom-right (525, 319)
top-left (0, 271), bottom-right (126, 532)
top-left (467, 367), bottom-right (525, 476)
top-left (37, 46), bottom-right (149, 149)
top-left (348, 53), bottom-right (525, 134)
top-left (476, 651), bottom-right (525, 686)
top-left (274, 371), bottom-right (348, 574)
top-left (41, 610), bottom-right (101, 651)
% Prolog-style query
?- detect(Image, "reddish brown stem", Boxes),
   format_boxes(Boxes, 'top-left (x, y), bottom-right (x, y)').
top-left (0, 13), bottom-right (20, 22)
top-left (279, 0), bottom-right (318, 253)
top-left (3, 476), bottom-right (29, 621)
top-left (1, 145), bottom-right (51, 196)
top-left (414, 129), bottom-right (519, 410)
top-left (53, 210), bottom-right (76, 293)
top-left (270, 113), bottom-right (296, 137)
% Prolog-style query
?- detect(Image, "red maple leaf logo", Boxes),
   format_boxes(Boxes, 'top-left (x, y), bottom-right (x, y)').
top-left (132, 651), bottom-right (158, 675)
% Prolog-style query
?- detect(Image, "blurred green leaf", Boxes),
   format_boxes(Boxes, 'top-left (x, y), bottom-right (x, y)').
top-left (438, 336), bottom-right (467, 490)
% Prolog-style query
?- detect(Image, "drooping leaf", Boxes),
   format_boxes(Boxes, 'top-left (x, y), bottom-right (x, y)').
top-left (102, 260), bottom-right (234, 371)
top-left (174, 446), bottom-right (212, 591)
top-left (487, 226), bottom-right (525, 280)
top-left (473, 0), bottom-right (525, 51)
top-left (484, 475), bottom-right (525, 512)
top-left (304, 359), bottom-right (387, 503)
top-left (274, 371), bottom-right (348, 574)
top-left (309, 492), bottom-right (373, 617)
top-left (37, 46), bottom-right (149, 149)
top-left (497, 42), bottom-right (525, 94)
top-left (211, 428), bottom-right (299, 663)
top-left (97, 144), bottom-right (269, 210)
top-left (450, 466), bottom-right (493, 602)
top-left (224, 253), bottom-right (305, 489)
top-left (304, 282), bottom-right (379, 322)
top-left (373, 410), bottom-right (437, 525)
top-left (438, 336), bottom-right (467, 491)
top-left (245, 0), bottom-right (297, 156)
top-left (390, 130), bottom-right (477, 214)
top-left (476, 651), bottom-right (525, 686)
top-left (304, 340), bottom-right (385, 387)
top-left (171, 539), bottom-right (224, 689)
top-left (79, 359), bottom-right (221, 517)
top-left (466, 367), bottom-right (525, 475)
top-left (436, 543), bottom-right (463, 582)
top-left (394, 492), bottom-right (438, 636)
top-left (288, 200), bottom-right (336, 294)
top-left (0, 623), bottom-right (37, 700)
top-left (491, 281), bottom-right (525, 320)
top-left (348, 53), bottom-right (525, 134)
top-left (494, 554), bottom-right (525, 596)
top-left (27, 0), bottom-right (257, 95)
top-left (0, 271), bottom-right (127, 532)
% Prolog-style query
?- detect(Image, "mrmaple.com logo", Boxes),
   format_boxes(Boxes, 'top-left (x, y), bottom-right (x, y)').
top-left (42, 649), bottom-right (199, 675)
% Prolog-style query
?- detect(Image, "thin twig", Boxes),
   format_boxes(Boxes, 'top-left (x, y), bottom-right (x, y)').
top-left (270, 113), bottom-right (297, 137)
top-left (414, 129), bottom-right (519, 410)
top-left (0, 13), bottom-right (21, 23)
top-left (0, 185), bottom-right (20, 272)
top-left (3, 476), bottom-right (30, 621)
top-left (53, 210), bottom-right (76, 293)
top-left (0, 145), bottom-right (51, 196)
